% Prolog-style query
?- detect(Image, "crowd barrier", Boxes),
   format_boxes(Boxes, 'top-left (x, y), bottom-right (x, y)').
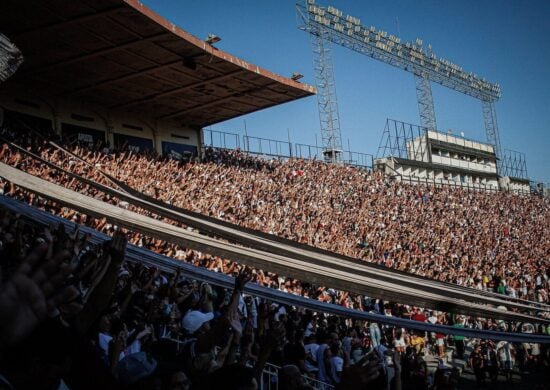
top-left (260, 363), bottom-right (334, 390)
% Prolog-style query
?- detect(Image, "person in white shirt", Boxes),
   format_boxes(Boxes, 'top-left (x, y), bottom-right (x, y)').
top-left (329, 343), bottom-right (344, 385)
top-left (496, 340), bottom-right (515, 375)
top-left (316, 340), bottom-right (330, 383)
top-left (316, 333), bottom-right (336, 383)
top-left (392, 328), bottom-right (407, 354)
top-left (342, 328), bottom-right (357, 357)
top-left (304, 335), bottom-right (320, 375)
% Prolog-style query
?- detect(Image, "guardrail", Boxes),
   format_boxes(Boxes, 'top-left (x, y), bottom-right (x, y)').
top-left (203, 128), bottom-right (240, 150)
top-left (243, 135), bottom-right (293, 158)
top-left (295, 143), bottom-right (324, 160)
top-left (202, 129), bottom-right (374, 170)
top-left (261, 363), bottom-right (334, 390)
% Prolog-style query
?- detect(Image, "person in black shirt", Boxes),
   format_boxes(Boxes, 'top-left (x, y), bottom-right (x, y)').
top-left (284, 329), bottom-right (306, 373)
top-left (469, 344), bottom-right (485, 386)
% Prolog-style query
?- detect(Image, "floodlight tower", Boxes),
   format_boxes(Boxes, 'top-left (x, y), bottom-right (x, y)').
top-left (481, 99), bottom-right (502, 164)
top-left (307, 15), bottom-right (343, 162)
top-left (297, 0), bottom-right (504, 171)
top-left (312, 27), bottom-right (343, 162)
top-left (414, 73), bottom-right (437, 130)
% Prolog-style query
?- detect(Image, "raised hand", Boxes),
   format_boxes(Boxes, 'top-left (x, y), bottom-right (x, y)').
top-left (108, 230), bottom-right (127, 266)
top-left (0, 244), bottom-right (79, 347)
top-left (234, 268), bottom-right (252, 291)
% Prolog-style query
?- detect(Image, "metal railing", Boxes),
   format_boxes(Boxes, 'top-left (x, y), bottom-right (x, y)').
top-left (201, 129), bottom-right (373, 169)
top-left (295, 143), bottom-right (325, 160)
top-left (201, 129), bottom-right (536, 195)
top-left (243, 135), bottom-right (293, 158)
top-left (203, 128), bottom-right (240, 150)
top-left (261, 363), bottom-right (334, 390)
top-left (343, 150), bottom-right (374, 170)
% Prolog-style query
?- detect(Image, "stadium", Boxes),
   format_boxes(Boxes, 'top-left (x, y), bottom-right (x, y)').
top-left (0, 0), bottom-right (548, 389)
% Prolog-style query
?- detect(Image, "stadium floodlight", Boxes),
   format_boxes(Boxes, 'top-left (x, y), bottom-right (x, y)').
top-left (291, 72), bottom-right (304, 81)
top-left (205, 34), bottom-right (221, 45)
top-left (297, 0), bottom-right (502, 161)
top-left (0, 33), bottom-right (24, 83)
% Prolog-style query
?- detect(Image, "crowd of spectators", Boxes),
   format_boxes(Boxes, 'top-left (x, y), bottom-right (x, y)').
top-left (0, 207), bottom-right (443, 390)
top-left (1, 204), bottom-right (548, 390)
top-left (1, 127), bottom-right (548, 305)
top-left (0, 126), bottom-right (550, 389)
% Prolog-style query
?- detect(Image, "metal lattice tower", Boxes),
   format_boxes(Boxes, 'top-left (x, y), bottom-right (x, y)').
top-left (0, 33), bottom-right (24, 83)
top-left (310, 25), bottom-right (343, 162)
top-left (297, 0), bottom-right (504, 169)
top-left (414, 73), bottom-right (437, 130)
top-left (481, 99), bottom-right (502, 172)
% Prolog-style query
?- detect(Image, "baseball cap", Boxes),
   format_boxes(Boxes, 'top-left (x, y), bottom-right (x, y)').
top-left (182, 310), bottom-right (214, 334)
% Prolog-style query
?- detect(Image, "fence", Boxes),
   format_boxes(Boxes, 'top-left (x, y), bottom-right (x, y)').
top-left (202, 128), bottom-right (539, 197)
top-left (261, 363), bottom-right (334, 390)
top-left (295, 143), bottom-right (324, 160)
top-left (344, 150), bottom-right (374, 169)
top-left (243, 135), bottom-right (293, 158)
top-left (203, 129), bottom-right (374, 170)
top-left (203, 128), bottom-right (240, 150)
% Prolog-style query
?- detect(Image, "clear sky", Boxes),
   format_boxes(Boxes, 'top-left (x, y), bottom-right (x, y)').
top-left (141, 0), bottom-right (550, 183)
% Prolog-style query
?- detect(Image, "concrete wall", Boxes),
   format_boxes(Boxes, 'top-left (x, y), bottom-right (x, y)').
top-left (0, 92), bottom-right (201, 156)
top-left (431, 154), bottom-right (497, 174)
top-left (427, 130), bottom-right (494, 154)
top-left (406, 131), bottom-right (497, 176)
top-left (499, 177), bottom-right (531, 194)
top-left (406, 137), bottom-right (430, 162)
top-left (375, 157), bottom-right (499, 191)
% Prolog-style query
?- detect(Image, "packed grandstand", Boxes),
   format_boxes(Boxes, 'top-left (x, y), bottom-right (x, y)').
top-left (0, 0), bottom-right (549, 390)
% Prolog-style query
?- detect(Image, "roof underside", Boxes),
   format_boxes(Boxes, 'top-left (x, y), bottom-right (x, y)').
top-left (0, 0), bottom-right (315, 127)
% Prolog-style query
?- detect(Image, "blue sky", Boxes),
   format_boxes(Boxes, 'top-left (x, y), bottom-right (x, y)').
top-left (142, 0), bottom-right (550, 183)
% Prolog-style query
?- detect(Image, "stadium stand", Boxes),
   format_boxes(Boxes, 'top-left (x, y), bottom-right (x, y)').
top-left (0, 179), bottom-right (549, 389)
top-left (1, 123), bottom-right (549, 388)
top-left (1, 126), bottom-right (548, 309)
